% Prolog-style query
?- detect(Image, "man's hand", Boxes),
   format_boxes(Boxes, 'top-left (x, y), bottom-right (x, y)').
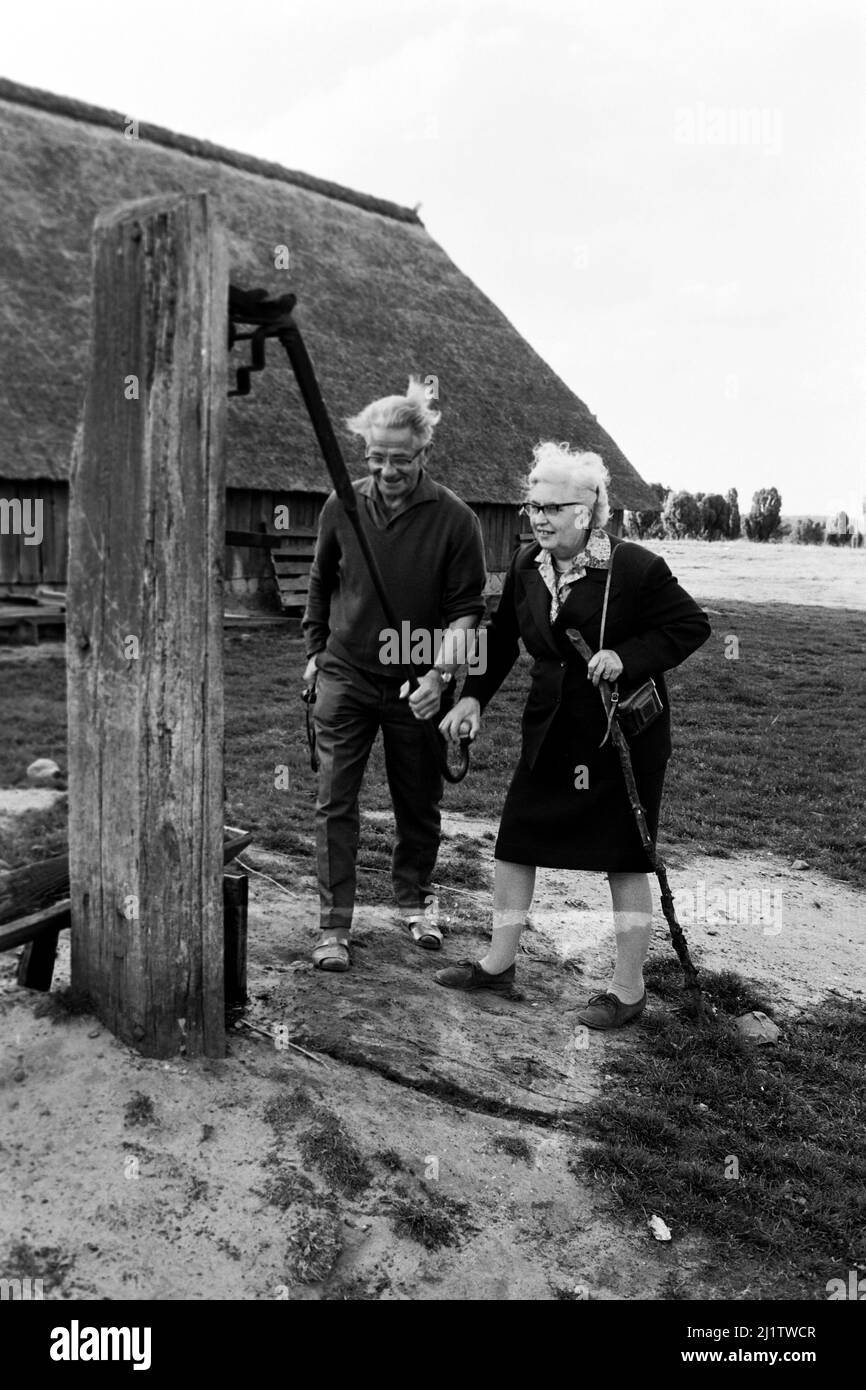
top-left (400, 670), bottom-right (446, 721)
top-left (303, 655), bottom-right (319, 688)
top-left (586, 648), bottom-right (623, 686)
top-left (439, 696), bottom-right (481, 743)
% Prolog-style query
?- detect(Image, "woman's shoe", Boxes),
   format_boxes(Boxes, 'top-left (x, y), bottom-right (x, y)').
top-left (434, 959), bottom-right (516, 995)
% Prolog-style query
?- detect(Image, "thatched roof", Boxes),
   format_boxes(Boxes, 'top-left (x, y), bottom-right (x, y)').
top-left (0, 77), bottom-right (657, 509)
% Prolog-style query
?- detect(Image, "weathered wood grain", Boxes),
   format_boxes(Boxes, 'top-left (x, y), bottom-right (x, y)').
top-left (0, 899), bottom-right (71, 953)
top-left (67, 193), bottom-right (227, 1057)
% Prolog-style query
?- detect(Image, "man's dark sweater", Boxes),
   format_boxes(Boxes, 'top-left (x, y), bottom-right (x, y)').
top-left (302, 471), bottom-right (487, 675)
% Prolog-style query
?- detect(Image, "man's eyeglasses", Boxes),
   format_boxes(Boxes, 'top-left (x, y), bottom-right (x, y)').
top-left (365, 446), bottom-right (426, 470)
top-left (519, 501), bottom-right (594, 520)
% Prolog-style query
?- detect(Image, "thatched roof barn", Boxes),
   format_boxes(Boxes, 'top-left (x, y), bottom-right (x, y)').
top-left (0, 76), bottom-right (657, 596)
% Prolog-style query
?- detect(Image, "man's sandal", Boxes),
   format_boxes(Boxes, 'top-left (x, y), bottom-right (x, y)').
top-left (405, 917), bottom-right (443, 951)
top-left (400, 898), bottom-right (444, 952)
top-left (408, 917), bottom-right (444, 950)
top-left (311, 939), bottom-right (351, 972)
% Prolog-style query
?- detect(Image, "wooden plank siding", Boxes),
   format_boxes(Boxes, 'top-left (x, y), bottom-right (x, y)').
top-left (0, 479), bottom-right (68, 586)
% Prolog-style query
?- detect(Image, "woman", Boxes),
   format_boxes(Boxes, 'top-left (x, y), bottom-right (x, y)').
top-left (436, 443), bottom-right (710, 1029)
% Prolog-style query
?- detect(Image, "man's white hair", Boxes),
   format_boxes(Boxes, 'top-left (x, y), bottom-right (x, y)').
top-left (526, 441), bottom-right (611, 528)
top-left (345, 377), bottom-right (441, 447)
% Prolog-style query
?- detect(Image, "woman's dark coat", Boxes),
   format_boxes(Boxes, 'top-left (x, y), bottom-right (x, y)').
top-left (462, 536), bottom-right (712, 870)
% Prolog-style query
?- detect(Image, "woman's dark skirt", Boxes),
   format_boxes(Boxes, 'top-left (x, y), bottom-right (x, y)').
top-left (494, 711), bottom-right (666, 872)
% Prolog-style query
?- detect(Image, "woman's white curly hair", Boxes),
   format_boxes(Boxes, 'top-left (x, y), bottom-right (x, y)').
top-left (345, 377), bottom-right (441, 448)
top-left (525, 441), bottom-right (611, 528)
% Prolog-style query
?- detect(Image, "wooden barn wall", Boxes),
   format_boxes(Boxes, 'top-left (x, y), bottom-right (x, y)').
top-left (224, 489), bottom-right (328, 594)
top-left (0, 479), bottom-right (68, 586)
top-left (0, 484), bottom-right (329, 593)
top-left (468, 502), bottom-right (522, 571)
top-left (0, 482), bottom-right (624, 593)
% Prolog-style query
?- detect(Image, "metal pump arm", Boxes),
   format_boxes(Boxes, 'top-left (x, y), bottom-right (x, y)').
top-left (227, 286), bottom-right (471, 783)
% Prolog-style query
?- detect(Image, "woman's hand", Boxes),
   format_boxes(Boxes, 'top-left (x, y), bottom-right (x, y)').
top-left (439, 696), bottom-right (481, 743)
top-left (587, 648), bottom-right (623, 686)
top-left (303, 655), bottom-right (320, 688)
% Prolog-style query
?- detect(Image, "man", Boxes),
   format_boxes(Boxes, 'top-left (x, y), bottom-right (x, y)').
top-left (302, 378), bottom-right (486, 972)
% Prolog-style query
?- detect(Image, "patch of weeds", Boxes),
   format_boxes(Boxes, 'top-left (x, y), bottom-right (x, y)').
top-left (186, 1175), bottom-right (209, 1204)
top-left (389, 1186), bottom-right (477, 1251)
top-left (265, 827), bottom-right (315, 856)
top-left (353, 821), bottom-right (396, 903)
top-left (1, 799), bottom-right (68, 868)
top-left (646, 957), bottom-right (772, 1016)
top-left (214, 1237), bottom-right (243, 1261)
top-left (492, 1134), bottom-right (533, 1162)
top-left (659, 1271), bottom-right (695, 1300)
top-left (121, 1140), bottom-right (148, 1158)
top-left (284, 1206), bottom-right (343, 1284)
top-left (297, 1110), bottom-right (373, 1197)
top-left (4, 1240), bottom-right (75, 1293)
top-left (551, 1283), bottom-right (591, 1300)
top-left (571, 969), bottom-right (866, 1298)
top-left (325, 1273), bottom-right (391, 1301)
top-left (264, 1087), bottom-right (312, 1131)
top-left (376, 1147), bottom-right (405, 1172)
top-left (33, 987), bottom-right (95, 1022)
top-left (123, 1092), bottom-right (156, 1127)
top-left (258, 1154), bottom-right (316, 1211)
top-left (438, 834), bottom-right (490, 891)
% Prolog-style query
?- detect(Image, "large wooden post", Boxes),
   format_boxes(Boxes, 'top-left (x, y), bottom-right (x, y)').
top-left (67, 193), bottom-right (227, 1058)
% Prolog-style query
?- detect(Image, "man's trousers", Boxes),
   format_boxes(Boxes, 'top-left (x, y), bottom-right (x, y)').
top-left (312, 651), bottom-right (445, 934)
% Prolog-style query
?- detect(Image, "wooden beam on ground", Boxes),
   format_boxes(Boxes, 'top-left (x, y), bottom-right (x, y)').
top-left (0, 900), bottom-right (71, 954)
top-left (223, 871), bottom-right (249, 1008)
top-left (0, 853), bottom-right (69, 926)
top-left (0, 832), bottom-right (252, 931)
top-left (17, 926), bottom-right (62, 991)
top-left (67, 192), bottom-right (228, 1058)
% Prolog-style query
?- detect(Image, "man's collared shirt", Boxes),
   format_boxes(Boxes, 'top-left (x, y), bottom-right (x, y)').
top-left (535, 527), bottom-right (611, 623)
top-left (358, 470), bottom-right (432, 529)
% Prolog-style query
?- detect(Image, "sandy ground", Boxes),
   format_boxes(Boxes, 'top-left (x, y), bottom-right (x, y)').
top-left (1, 812), bottom-right (862, 1300)
top-left (1, 539), bottom-right (863, 1301)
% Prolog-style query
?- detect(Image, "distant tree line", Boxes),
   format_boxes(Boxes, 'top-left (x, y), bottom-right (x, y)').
top-left (626, 486), bottom-right (862, 545)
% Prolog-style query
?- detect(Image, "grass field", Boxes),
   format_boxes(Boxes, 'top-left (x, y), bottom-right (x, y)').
top-left (2, 599), bottom-right (864, 887)
top-left (575, 957), bottom-right (866, 1299)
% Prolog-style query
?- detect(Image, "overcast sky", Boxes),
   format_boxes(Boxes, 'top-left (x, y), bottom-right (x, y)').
top-left (6, 0), bottom-right (865, 515)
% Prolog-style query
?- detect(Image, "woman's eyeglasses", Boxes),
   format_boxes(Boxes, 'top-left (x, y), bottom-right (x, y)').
top-left (519, 501), bottom-right (594, 520)
top-left (365, 446), bottom-right (425, 470)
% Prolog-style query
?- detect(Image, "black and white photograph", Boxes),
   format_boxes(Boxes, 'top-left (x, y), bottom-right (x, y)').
top-left (0, 0), bottom-right (863, 1346)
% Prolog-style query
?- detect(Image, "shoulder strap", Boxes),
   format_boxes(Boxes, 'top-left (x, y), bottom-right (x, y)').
top-left (597, 542), bottom-right (618, 747)
top-left (598, 539), bottom-right (615, 652)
